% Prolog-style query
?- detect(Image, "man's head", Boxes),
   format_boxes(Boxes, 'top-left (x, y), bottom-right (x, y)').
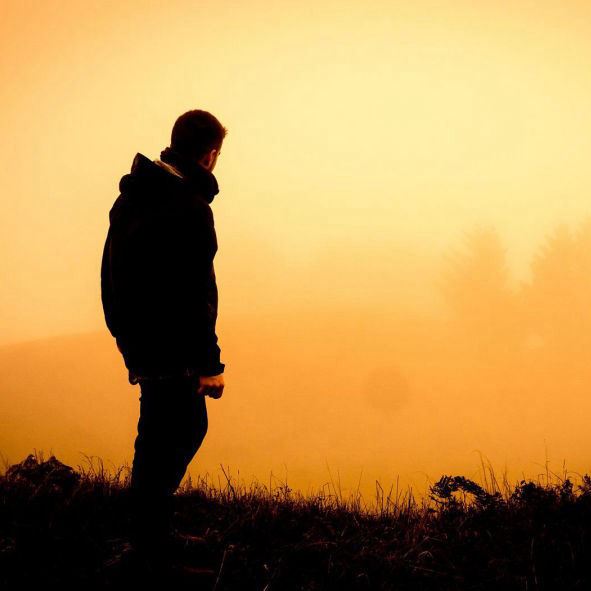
top-left (170, 110), bottom-right (228, 172)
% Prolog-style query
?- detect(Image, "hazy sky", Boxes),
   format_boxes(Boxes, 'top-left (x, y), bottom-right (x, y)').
top-left (1, 0), bottom-right (591, 344)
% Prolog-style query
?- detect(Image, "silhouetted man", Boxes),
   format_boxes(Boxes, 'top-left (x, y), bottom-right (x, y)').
top-left (100, 110), bottom-right (227, 566)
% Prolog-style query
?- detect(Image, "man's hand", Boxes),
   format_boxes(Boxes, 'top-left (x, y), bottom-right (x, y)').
top-left (197, 373), bottom-right (225, 398)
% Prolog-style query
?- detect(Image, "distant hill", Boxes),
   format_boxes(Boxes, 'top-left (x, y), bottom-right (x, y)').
top-left (0, 308), bottom-right (420, 500)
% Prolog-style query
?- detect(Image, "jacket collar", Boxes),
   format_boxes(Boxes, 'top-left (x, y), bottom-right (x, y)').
top-left (159, 146), bottom-right (220, 204)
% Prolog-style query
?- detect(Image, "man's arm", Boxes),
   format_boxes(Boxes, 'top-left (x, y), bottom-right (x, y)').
top-left (177, 202), bottom-right (226, 378)
top-left (195, 264), bottom-right (226, 377)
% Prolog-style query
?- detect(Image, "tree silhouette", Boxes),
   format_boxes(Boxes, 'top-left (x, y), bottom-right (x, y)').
top-left (441, 225), bottom-right (521, 357)
top-left (521, 218), bottom-right (591, 354)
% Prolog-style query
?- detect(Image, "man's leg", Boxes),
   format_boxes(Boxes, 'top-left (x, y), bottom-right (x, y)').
top-left (128, 374), bottom-right (208, 558)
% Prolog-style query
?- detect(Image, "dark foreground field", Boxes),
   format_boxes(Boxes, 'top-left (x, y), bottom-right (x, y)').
top-left (2, 453), bottom-right (591, 590)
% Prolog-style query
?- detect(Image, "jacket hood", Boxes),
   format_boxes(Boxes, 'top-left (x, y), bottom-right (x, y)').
top-left (110, 152), bottom-right (219, 224)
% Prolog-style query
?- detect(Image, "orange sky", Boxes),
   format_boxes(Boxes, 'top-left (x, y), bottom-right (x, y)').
top-left (2, 0), bottom-right (591, 502)
top-left (2, 0), bottom-right (591, 343)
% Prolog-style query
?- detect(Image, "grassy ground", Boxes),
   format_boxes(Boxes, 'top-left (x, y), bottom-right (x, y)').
top-left (1, 451), bottom-right (591, 590)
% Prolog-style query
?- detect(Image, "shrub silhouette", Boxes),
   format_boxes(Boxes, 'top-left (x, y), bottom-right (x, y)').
top-left (6, 453), bottom-right (80, 494)
top-left (430, 475), bottom-right (502, 511)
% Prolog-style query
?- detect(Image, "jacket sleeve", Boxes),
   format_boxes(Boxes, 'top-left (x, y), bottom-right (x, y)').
top-left (195, 262), bottom-right (226, 377)
top-left (178, 203), bottom-right (225, 377)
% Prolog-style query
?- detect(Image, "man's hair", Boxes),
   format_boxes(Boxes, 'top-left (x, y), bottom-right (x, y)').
top-left (170, 110), bottom-right (228, 160)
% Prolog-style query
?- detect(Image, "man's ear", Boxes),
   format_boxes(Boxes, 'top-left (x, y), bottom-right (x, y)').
top-left (209, 149), bottom-right (219, 167)
top-left (199, 149), bottom-right (216, 170)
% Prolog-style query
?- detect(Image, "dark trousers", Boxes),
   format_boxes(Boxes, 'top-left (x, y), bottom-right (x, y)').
top-left (128, 374), bottom-right (208, 553)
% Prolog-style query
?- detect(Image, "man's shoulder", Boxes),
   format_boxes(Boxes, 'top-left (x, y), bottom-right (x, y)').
top-left (140, 178), bottom-right (213, 221)
top-left (178, 194), bottom-right (215, 226)
top-left (154, 196), bottom-right (215, 247)
top-left (113, 159), bottom-right (214, 230)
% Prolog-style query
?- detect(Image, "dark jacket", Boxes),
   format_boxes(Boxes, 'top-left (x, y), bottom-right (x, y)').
top-left (100, 151), bottom-right (225, 382)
